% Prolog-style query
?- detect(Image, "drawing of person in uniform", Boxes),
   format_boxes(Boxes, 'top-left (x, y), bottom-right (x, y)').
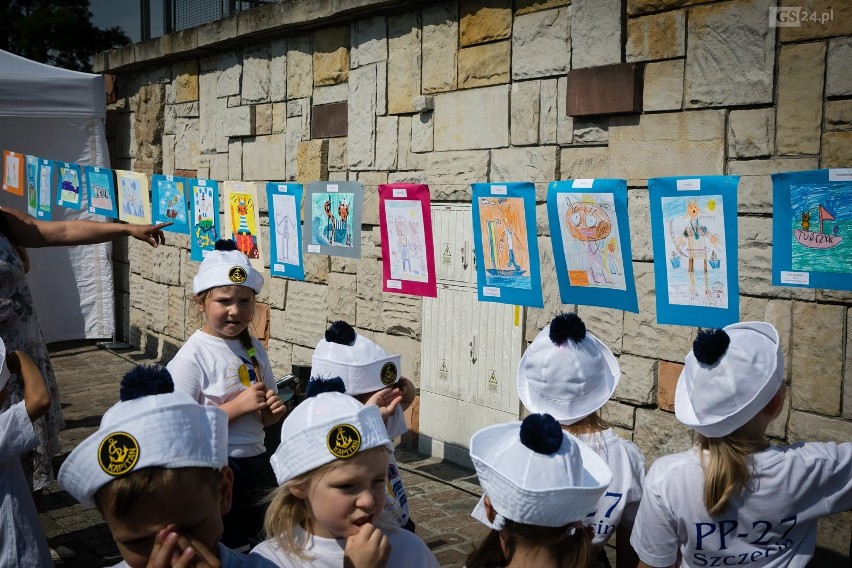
top-left (677, 199), bottom-right (719, 297)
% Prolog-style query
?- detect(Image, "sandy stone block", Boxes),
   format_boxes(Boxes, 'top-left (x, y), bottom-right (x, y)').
top-left (270, 39), bottom-right (287, 102)
top-left (257, 275), bottom-right (287, 310)
top-left (283, 281), bottom-right (329, 347)
top-left (328, 272), bottom-right (358, 323)
top-left (313, 84), bottom-right (348, 106)
top-left (826, 38), bottom-right (852, 97)
top-left (512, 7), bottom-right (571, 80)
top-left (458, 41), bottom-right (511, 89)
top-left (303, 253), bottom-right (330, 284)
top-left (296, 139), bottom-right (328, 183)
top-left (779, 0), bottom-right (852, 42)
top-left (142, 243), bottom-right (181, 286)
top-left (359, 177), bottom-right (384, 227)
top-left (821, 131), bottom-right (852, 168)
top-left (626, 188), bottom-right (651, 262)
top-left (559, 146), bottom-right (610, 179)
top-left (603, 401), bottom-right (635, 429)
top-left (162, 134), bottom-right (175, 174)
top-left (510, 80), bottom-right (540, 146)
top-left (411, 112), bottom-right (433, 153)
top-left (576, 305), bottom-right (624, 354)
top-left (167, 287), bottom-right (186, 339)
top-left (825, 100), bottom-right (852, 131)
top-left (729, 108), bottom-right (774, 159)
top-left (491, 147), bottom-right (558, 188)
top-left (376, 116), bottom-right (399, 170)
top-left (572, 0), bottom-right (622, 69)
top-left (328, 138), bottom-right (347, 172)
top-left (539, 79), bottom-right (558, 144)
top-left (777, 43), bottom-right (825, 156)
top-left (313, 26), bottom-right (350, 86)
top-left (265, 337), bottom-right (292, 376)
top-left (556, 77), bottom-right (573, 145)
top-left (616, 354), bottom-right (656, 405)
top-left (291, 343), bottom-right (313, 367)
top-left (380, 294), bottom-right (422, 339)
top-left (460, 0), bottom-right (512, 46)
top-left (434, 86), bottom-right (509, 151)
top-left (626, 10), bottom-right (685, 62)
top-left (242, 45), bottom-right (270, 103)
top-left (789, 409), bottom-right (852, 444)
top-left (423, 3), bottom-right (458, 94)
top-left (208, 154), bottom-right (228, 180)
top-left (643, 59), bottom-right (684, 112)
top-left (331, 255), bottom-right (358, 275)
top-left (728, 157), bottom-right (820, 177)
top-left (173, 60), bottom-right (199, 103)
top-left (254, 103), bottom-right (273, 136)
top-left (635, 408), bottom-right (693, 465)
top-left (657, 360), bottom-right (683, 413)
top-left (242, 134), bottom-right (289, 181)
top-left (791, 302), bottom-right (844, 416)
top-left (684, 0), bottom-right (774, 107)
top-left (387, 12), bottom-right (421, 115)
top-left (348, 64), bottom-right (377, 169)
top-left (287, 36), bottom-right (313, 100)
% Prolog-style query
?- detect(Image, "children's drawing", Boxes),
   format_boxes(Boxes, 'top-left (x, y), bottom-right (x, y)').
top-left (2, 151), bottom-right (24, 196)
top-left (56, 162), bottom-right (83, 210)
top-left (547, 179), bottom-right (638, 312)
top-left (471, 183), bottom-right (543, 308)
top-left (116, 170), bottom-right (152, 224)
top-left (84, 166), bottom-right (118, 219)
top-left (36, 159), bottom-right (54, 219)
top-left (152, 175), bottom-right (189, 234)
top-left (772, 169), bottom-right (852, 291)
top-left (266, 182), bottom-right (304, 280)
top-left (189, 179), bottom-right (220, 262)
top-left (222, 181), bottom-right (265, 272)
top-left (302, 181), bottom-right (364, 259)
top-left (378, 184), bottom-right (437, 297)
top-left (649, 176), bottom-right (739, 328)
top-left (26, 155), bottom-right (38, 217)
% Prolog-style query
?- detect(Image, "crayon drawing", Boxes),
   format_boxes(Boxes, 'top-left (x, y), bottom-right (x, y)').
top-left (85, 166), bottom-right (118, 218)
top-left (116, 170), bottom-right (152, 224)
top-left (152, 175), bottom-right (189, 233)
top-left (273, 193), bottom-right (299, 265)
top-left (789, 183), bottom-right (851, 275)
top-left (26, 155), bottom-right (38, 217)
top-left (386, 200), bottom-right (428, 282)
top-left (56, 162), bottom-right (83, 209)
top-left (230, 193), bottom-right (259, 258)
top-left (557, 193), bottom-right (626, 291)
top-left (190, 179), bottom-right (219, 261)
top-left (311, 192), bottom-right (354, 248)
top-left (662, 195), bottom-right (728, 309)
top-left (3, 151), bottom-right (24, 196)
top-left (37, 160), bottom-right (53, 218)
top-left (477, 196), bottom-right (532, 290)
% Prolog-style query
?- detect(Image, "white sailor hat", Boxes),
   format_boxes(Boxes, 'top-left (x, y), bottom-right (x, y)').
top-left (193, 239), bottom-right (263, 295)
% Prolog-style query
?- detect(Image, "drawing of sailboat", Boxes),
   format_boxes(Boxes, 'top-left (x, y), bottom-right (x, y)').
top-left (794, 205), bottom-right (842, 249)
top-left (708, 250), bottom-right (720, 269)
top-left (485, 219), bottom-right (526, 277)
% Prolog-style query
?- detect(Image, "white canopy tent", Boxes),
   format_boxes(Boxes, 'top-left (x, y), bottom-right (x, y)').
top-left (0, 49), bottom-right (115, 343)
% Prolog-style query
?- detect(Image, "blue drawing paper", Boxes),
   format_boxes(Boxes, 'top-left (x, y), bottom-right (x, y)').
top-left (25, 155), bottom-right (38, 217)
top-left (771, 168), bottom-right (852, 291)
top-left (267, 182), bottom-right (305, 280)
top-left (547, 179), bottom-right (638, 313)
top-left (471, 182), bottom-right (543, 308)
top-left (302, 181), bottom-right (364, 259)
top-left (35, 159), bottom-right (54, 220)
top-left (152, 174), bottom-right (190, 234)
top-left (649, 175), bottom-right (739, 328)
top-left (84, 166), bottom-right (118, 219)
top-left (55, 162), bottom-right (83, 210)
top-left (189, 178), bottom-right (220, 262)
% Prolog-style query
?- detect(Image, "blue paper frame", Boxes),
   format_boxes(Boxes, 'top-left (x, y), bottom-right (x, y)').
top-left (35, 159), bottom-right (54, 220)
top-left (84, 166), bottom-right (118, 219)
top-left (152, 174), bottom-right (190, 234)
top-left (55, 162), bottom-right (83, 210)
top-left (267, 182), bottom-right (305, 280)
top-left (188, 178), bottom-right (220, 262)
top-left (771, 168), bottom-right (852, 291)
top-left (547, 179), bottom-right (638, 313)
top-left (471, 182), bottom-right (543, 308)
top-left (649, 176), bottom-right (739, 328)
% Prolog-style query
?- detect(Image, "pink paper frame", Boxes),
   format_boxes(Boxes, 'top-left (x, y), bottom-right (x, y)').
top-left (378, 183), bottom-right (437, 298)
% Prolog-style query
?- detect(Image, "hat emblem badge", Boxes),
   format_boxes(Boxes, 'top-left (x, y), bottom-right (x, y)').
top-left (228, 266), bottom-right (247, 284)
top-left (380, 362), bottom-right (397, 386)
top-left (98, 432), bottom-right (140, 476)
top-left (327, 424), bottom-right (361, 459)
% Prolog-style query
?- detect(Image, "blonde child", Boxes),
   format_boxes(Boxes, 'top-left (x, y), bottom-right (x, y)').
top-left (0, 339), bottom-right (52, 566)
top-left (167, 239), bottom-right (284, 550)
top-left (466, 413), bottom-right (613, 568)
top-left (310, 320), bottom-right (416, 531)
top-left (631, 322), bottom-right (852, 568)
top-left (58, 365), bottom-right (278, 567)
top-left (251, 382), bottom-right (439, 567)
top-left (512, 312), bottom-right (645, 568)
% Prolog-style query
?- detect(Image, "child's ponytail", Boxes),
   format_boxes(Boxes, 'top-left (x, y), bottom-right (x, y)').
top-left (465, 521), bottom-right (592, 568)
top-left (698, 430), bottom-right (766, 514)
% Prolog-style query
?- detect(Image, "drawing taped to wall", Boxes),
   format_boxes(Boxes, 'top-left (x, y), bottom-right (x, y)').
top-left (302, 181), bottom-right (363, 259)
top-left (189, 179), bottom-right (220, 262)
top-left (26, 155), bottom-right (38, 217)
top-left (36, 159), bottom-right (54, 219)
top-left (266, 182), bottom-right (304, 280)
top-left (116, 170), bottom-right (152, 224)
top-left (152, 174), bottom-right (189, 234)
top-left (56, 162), bottom-right (83, 210)
top-left (2, 151), bottom-right (24, 196)
top-left (84, 166), bottom-right (118, 219)
top-left (223, 181), bottom-right (264, 272)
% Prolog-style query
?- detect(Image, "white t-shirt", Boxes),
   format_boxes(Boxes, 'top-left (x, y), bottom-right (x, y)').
top-left (383, 405), bottom-right (410, 527)
top-left (167, 330), bottom-right (277, 457)
top-left (576, 428), bottom-right (645, 546)
top-left (631, 442), bottom-right (852, 568)
top-left (250, 525), bottom-right (440, 568)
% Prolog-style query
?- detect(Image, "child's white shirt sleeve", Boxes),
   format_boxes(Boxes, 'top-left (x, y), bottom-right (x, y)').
top-left (0, 401), bottom-right (38, 464)
top-left (166, 352), bottom-right (204, 402)
top-left (386, 404), bottom-right (407, 440)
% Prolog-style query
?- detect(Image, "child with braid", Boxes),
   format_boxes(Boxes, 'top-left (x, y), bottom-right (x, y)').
top-left (167, 239), bottom-right (285, 551)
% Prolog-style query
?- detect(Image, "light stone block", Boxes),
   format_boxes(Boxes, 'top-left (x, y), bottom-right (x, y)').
top-left (556, 76), bottom-right (573, 145)
top-left (375, 116), bottom-right (398, 171)
top-left (140, 244), bottom-right (181, 286)
top-left (411, 112), bottom-right (433, 153)
top-left (167, 287), bottom-right (186, 340)
top-left (313, 26), bottom-right (350, 86)
top-left (283, 281), bottom-right (329, 347)
top-left (728, 108), bottom-right (774, 159)
top-left (219, 106), bottom-right (254, 152)
top-left (826, 38), bottom-right (852, 97)
top-left (242, 45), bottom-right (270, 103)
top-left (327, 271), bottom-right (358, 323)
top-left (777, 43), bottom-right (825, 156)
top-left (791, 302), bottom-right (844, 416)
top-left (257, 273), bottom-right (287, 310)
top-left (627, 188), bottom-right (651, 261)
top-left (778, 0), bottom-right (852, 43)
top-left (413, 96), bottom-right (434, 113)
top-left (491, 147), bottom-right (558, 189)
top-left (390, 150), bottom-right (489, 202)
top-left (626, 10), bottom-right (685, 62)
top-left (727, 157), bottom-right (820, 177)
top-left (174, 118), bottom-right (199, 171)
top-left (291, 344), bottom-right (313, 367)
top-left (539, 79), bottom-right (558, 145)
top-left (227, 140), bottom-right (242, 180)
top-left (287, 36), bottom-right (313, 100)
top-left (303, 253), bottom-right (330, 284)
top-left (423, 3), bottom-right (458, 94)
top-left (559, 146), bottom-right (610, 179)
top-left (735, 175), bottom-right (773, 215)
top-left (577, 306), bottom-right (624, 354)
top-left (635, 408), bottom-right (692, 466)
top-left (789, 410), bottom-right (852, 445)
top-left (313, 83), bottom-right (349, 106)
top-left (284, 127), bottom-right (301, 181)
top-left (387, 12), bottom-right (422, 115)
top-left (351, 16), bottom-right (387, 68)
top-left (615, 354), bottom-right (656, 405)
top-left (571, 0), bottom-right (622, 69)
top-left (457, 41), bottom-right (511, 89)
top-left (227, 96), bottom-right (241, 108)
top-left (328, 138), bottom-right (347, 171)
top-left (357, 172), bottom-right (388, 226)
top-left (684, 0), bottom-right (774, 108)
top-left (643, 59), bottom-right (684, 112)
top-left (573, 118), bottom-right (608, 144)
top-left (348, 64), bottom-right (377, 169)
top-left (825, 100), bottom-right (852, 131)
top-left (209, 153), bottom-right (228, 181)
top-left (821, 131), bottom-right (852, 168)
top-left (265, 337), bottom-right (293, 376)
top-left (609, 111), bottom-right (725, 181)
top-left (460, 0), bottom-right (512, 46)
top-left (511, 80), bottom-right (540, 146)
top-left (217, 52), bottom-right (242, 98)
top-left (271, 103), bottom-right (287, 134)
top-left (241, 134), bottom-right (287, 181)
top-left (162, 134), bottom-right (175, 174)
top-left (376, 61), bottom-right (387, 116)
top-left (434, 86), bottom-right (509, 151)
top-left (270, 39), bottom-right (287, 102)
top-left (512, 7), bottom-right (571, 80)
top-left (516, 0), bottom-right (570, 14)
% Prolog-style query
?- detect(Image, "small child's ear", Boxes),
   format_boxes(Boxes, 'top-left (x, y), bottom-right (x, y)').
top-left (484, 495), bottom-right (496, 524)
top-left (289, 482), bottom-right (307, 500)
top-left (219, 466), bottom-right (235, 516)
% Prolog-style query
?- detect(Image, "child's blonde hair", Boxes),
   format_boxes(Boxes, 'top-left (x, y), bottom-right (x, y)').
top-left (94, 467), bottom-right (222, 518)
top-left (466, 520), bottom-right (591, 568)
top-left (697, 427), bottom-right (768, 515)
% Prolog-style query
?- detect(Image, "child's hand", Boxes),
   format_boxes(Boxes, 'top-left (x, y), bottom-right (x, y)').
top-left (261, 389), bottom-right (286, 426)
top-left (365, 387), bottom-right (403, 424)
top-left (147, 526), bottom-right (221, 567)
top-left (344, 523), bottom-right (391, 568)
top-left (221, 382), bottom-right (268, 421)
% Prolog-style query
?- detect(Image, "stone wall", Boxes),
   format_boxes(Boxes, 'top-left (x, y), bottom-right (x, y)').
top-left (99, 0), bottom-right (852, 559)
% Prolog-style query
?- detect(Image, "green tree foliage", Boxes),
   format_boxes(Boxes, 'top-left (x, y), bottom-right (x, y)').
top-left (0, 0), bottom-right (130, 71)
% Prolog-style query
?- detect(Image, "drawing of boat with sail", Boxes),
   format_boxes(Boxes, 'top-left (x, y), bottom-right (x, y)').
top-left (794, 204), bottom-right (842, 249)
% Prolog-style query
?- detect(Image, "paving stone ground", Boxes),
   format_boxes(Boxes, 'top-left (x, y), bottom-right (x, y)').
top-left (42, 341), bottom-right (489, 567)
